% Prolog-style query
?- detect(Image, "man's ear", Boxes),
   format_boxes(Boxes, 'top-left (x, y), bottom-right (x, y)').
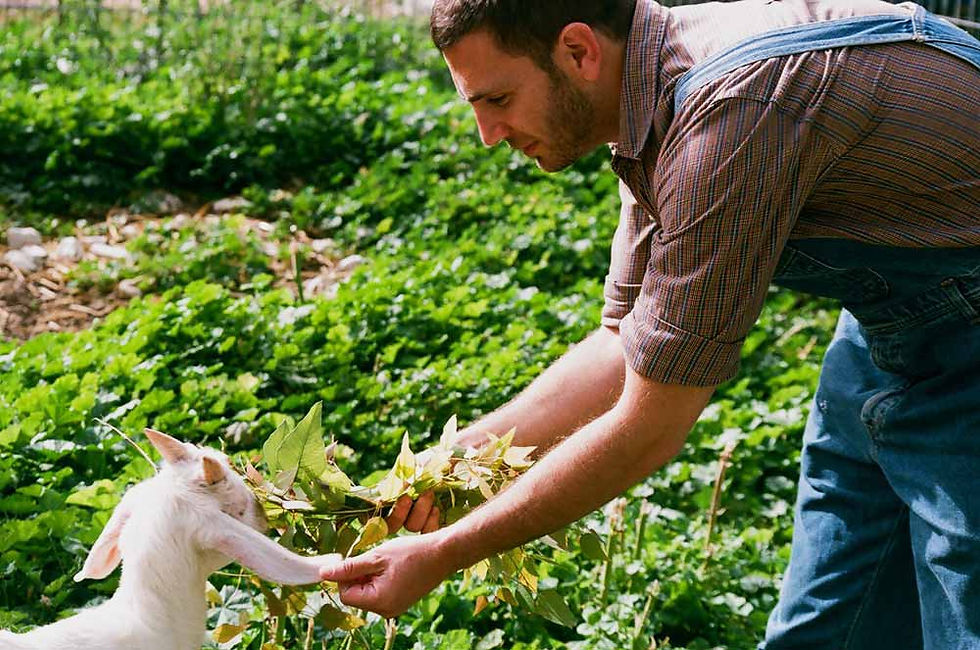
top-left (74, 488), bottom-right (139, 582)
top-left (555, 22), bottom-right (603, 82)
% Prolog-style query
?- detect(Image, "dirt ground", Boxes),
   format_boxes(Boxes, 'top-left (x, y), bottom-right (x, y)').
top-left (0, 205), bottom-right (354, 342)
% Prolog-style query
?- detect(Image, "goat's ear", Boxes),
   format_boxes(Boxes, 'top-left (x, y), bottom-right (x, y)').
top-left (201, 457), bottom-right (225, 485)
top-left (74, 490), bottom-right (136, 582)
top-left (145, 428), bottom-right (192, 464)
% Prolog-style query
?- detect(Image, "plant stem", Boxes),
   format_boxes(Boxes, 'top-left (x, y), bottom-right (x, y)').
top-left (703, 441), bottom-right (738, 567)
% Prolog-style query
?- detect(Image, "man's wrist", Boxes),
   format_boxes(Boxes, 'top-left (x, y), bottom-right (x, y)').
top-left (432, 523), bottom-right (482, 573)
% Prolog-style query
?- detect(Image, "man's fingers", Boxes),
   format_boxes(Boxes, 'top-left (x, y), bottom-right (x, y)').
top-left (404, 491), bottom-right (435, 532)
top-left (337, 579), bottom-right (381, 611)
top-left (385, 495), bottom-right (412, 533)
top-left (319, 553), bottom-right (384, 583)
top-left (421, 506), bottom-right (440, 533)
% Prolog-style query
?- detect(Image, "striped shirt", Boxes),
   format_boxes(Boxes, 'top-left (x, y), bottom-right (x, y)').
top-left (604, 0), bottom-right (980, 386)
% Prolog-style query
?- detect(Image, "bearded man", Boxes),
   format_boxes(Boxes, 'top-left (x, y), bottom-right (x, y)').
top-left (320, 2), bottom-right (980, 647)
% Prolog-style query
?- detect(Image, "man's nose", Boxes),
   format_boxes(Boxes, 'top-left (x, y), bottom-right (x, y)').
top-left (474, 109), bottom-right (509, 147)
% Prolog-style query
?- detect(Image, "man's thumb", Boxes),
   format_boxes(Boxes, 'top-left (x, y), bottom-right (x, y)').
top-left (319, 554), bottom-right (384, 582)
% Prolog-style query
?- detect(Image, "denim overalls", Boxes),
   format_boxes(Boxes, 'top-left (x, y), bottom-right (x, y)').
top-left (675, 5), bottom-right (980, 649)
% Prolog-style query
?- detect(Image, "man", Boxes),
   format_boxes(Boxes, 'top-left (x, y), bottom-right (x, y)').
top-left (320, 1), bottom-right (980, 647)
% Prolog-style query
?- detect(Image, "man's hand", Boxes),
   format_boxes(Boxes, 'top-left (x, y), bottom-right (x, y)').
top-left (319, 533), bottom-right (456, 618)
top-left (385, 491), bottom-right (440, 534)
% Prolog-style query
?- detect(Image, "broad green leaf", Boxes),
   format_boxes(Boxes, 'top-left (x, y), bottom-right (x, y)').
top-left (65, 479), bottom-right (118, 510)
top-left (578, 531), bottom-right (607, 561)
top-left (534, 590), bottom-right (577, 628)
top-left (262, 402), bottom-right (327, 483)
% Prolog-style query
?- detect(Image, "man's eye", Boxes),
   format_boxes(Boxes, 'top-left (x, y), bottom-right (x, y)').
top-left (487, 95), bottom-right (508, 107)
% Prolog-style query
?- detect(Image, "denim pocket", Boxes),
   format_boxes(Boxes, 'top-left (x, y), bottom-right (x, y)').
top-left (773, 245), bottom-right (891, 304)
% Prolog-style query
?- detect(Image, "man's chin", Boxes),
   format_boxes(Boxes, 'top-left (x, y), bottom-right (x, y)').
top-left (534, 154), bottom-right (576, 173)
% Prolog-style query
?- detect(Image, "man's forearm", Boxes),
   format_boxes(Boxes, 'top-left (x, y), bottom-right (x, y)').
top-left (436, 371), bottom-right (715, 570)
top-left (456, 326), bottom-right (626, 453)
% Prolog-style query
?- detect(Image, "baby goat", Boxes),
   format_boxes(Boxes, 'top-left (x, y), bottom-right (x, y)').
top-left (0, 429), bottom-right (339, 650)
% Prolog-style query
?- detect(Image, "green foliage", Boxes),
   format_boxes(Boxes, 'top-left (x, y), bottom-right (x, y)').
top-left (0, 4), bottom-right (842, 648)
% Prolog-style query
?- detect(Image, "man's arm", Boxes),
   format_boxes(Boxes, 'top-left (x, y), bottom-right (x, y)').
top-left (385, 325), bottom-right (626, 534)
top-left (456, 325), bottom-right (627, 453)
top-left (320, 364), bottom-right (715, 617)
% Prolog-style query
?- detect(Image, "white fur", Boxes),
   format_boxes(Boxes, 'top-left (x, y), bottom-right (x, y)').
top-left (0, 431), bottom-right (339, 650)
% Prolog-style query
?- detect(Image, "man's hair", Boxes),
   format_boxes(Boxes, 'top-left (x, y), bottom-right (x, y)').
top-left (430, 0), bottom-right (637, 70)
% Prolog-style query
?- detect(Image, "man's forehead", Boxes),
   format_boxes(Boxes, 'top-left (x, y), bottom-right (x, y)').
top-left (442, 30), bottom-right (534, 102)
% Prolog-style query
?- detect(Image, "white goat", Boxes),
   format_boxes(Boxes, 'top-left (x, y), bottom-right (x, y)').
top-left (0, 429), bottom-right (339, 650)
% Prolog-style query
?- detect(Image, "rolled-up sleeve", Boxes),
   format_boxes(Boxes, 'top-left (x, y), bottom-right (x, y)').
top-left (618, 97), bottom-right (834, 386)
top-left (602, 180), bottom-right (659, 328)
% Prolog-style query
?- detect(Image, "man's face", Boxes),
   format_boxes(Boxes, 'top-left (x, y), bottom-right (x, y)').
top-left (443, 29), bottom-right (597, 172)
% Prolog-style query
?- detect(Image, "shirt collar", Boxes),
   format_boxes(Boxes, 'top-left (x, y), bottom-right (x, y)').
top-left (612, 0), bottom-right (668, 160)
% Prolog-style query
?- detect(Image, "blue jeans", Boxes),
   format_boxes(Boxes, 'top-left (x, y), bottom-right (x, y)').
top-left (761, 240), bottom-right (980, 649)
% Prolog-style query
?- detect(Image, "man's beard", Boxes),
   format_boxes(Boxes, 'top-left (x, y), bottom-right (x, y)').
top-left (539, 69), bottom-right (597, 172)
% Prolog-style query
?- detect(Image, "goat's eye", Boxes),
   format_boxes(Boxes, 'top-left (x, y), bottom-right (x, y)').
top-left (238, 509), bottom-right (246, 517)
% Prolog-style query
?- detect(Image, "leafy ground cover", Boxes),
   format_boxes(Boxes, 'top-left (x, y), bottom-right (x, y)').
top-left (0, 2), bottom-right (840, 648)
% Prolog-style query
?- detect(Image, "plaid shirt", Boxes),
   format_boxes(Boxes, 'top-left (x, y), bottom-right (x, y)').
top-left (605, 0), bottom-right (980, 386)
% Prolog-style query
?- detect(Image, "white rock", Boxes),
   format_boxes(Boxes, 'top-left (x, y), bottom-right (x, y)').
top-left (164, 213), bottom-right (193, 232)
top-left (337, 254), bottom-right (367, 272)
top-left (4, 249), bottom-right (38, 272)
top-left (90, 243), bottom-right (131, 261)
top-left (7, 227), bottom-right (41, 249)
top-left (55, 236), bottom-right (83, 260)
top-left (21, 244), bottom-right (48, 261)
top-left (311, 238), bottom-right (336, 255)
top-left (120, 223), bottom-right (143, 239)
top-left (117, 278), bottom-right (143, 298)
top-left (212, 196), bottom-right (252, 214)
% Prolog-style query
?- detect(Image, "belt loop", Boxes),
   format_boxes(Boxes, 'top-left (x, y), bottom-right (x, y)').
top-left (909, 3), bottom-right (927, 42)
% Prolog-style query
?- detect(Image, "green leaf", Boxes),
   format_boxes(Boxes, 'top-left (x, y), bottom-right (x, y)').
top-left (578, 531), bottom-right (607, 561)
top-left (262, 402), bottom-right (327, 483)
top-left (534, 590), bottom-right (577, 628)
top-left (65, 479), bottom-right (119, 510)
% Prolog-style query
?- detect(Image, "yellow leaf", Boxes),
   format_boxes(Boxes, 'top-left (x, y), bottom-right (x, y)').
top-left (440, 414), bottom-right (459, 447)
top-left (319, 604), bottom-right (366, 631)
top-left (474, 594), bottom-right (490, 616)
top-left (420, 447), bottom-right (453, 480)
top-left (471, 559), bottom-right (490, 580)
top-left (519, 567), bottom-right (538, 593)
top-left (212, 623), bottom-right (245, 643)
top-left (503, 445), bottom-right (536, 469)
top-left (376, 470), bottom-right (405, 503)
top-left (394, 432), bottom-right (415, 480)
top-left (352, 517), bottom-right (388, 553)
top-left (497, 587), bottom-right (518, 607)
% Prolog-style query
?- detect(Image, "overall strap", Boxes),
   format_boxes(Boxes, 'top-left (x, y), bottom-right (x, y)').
top-left (674, 2), bottom-right (980, 113)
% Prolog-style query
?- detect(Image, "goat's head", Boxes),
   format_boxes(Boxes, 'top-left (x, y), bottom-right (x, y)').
top-left (73, 429), bottom-right (267, 582)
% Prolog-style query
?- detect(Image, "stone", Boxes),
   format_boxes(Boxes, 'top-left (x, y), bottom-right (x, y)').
top-left (310, 238), bottom-right (336, 255)
top-left (7, 227), bottom-right (41, 249)
top-left (90, 243), bottom-right (131, 261)
top-left (55, 236), bottom-right (83, 261)
top-left (117, 279), bottom-right (143, 298)
top-left (132, 190), bottom-right (182, 215)
top-left (163, 213), bottom-right (193, 232)
top-left (20, 245), bottom-right (48, 262)
top-left (4, 249), bottom-right (38, 272)
top-left (212, 196), bottom-right (252, 214)
top-left (337, 254), bottom-right (367, 272)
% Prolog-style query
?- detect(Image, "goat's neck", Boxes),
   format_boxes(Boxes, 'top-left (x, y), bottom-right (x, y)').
top-left (112, 500), bottom-right (227, 644)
